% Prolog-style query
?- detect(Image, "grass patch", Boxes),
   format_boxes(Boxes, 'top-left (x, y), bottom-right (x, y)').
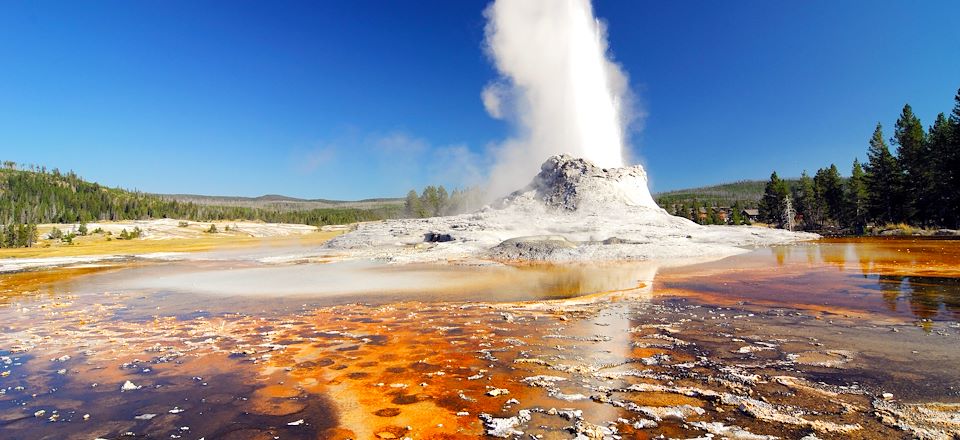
top-left (0, 230), bottom-right (343, 259)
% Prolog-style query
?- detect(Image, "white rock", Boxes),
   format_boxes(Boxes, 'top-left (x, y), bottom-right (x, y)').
top-left (690, 421), bottom-right (779, 440)
top-left (120, 380), bottom-right (141, 392)
top-left (486, 388), bottom-right (510, 397)
top-left (479, 410), bottom-right (532, 438)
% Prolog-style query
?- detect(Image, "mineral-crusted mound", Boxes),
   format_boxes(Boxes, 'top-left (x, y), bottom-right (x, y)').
top-left (494, 154), bottom-right (660, 211)
top-left (325, 154), bottom-right (817, 264)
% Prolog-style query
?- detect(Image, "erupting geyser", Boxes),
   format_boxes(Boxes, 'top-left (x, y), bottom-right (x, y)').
top-left (483, 0), bottom-right (635, 198)
top-left (323, 0), bottom-right (818, 265)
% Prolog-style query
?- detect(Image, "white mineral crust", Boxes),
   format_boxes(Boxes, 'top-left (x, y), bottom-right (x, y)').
top-left (326, 154), bottom-right (817, 264)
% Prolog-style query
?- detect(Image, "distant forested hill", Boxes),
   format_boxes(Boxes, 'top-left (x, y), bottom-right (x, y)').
top-left (159, 193), bottom-right (403, 212)
top-left (655, 179), bottom-right (799, 208)
top-left (0, 165), bottom-right (397, 226)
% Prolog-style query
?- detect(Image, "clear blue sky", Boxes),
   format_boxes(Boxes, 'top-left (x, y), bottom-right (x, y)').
top-left (1, 1), bottom-right (958, 199)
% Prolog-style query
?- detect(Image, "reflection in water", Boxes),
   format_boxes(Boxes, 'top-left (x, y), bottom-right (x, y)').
top-left (774, 245), bottom-right (786, 265)
top-left (900, 276), bottom-right (960, 321)
top-left (879, 274), bottom-right (903, 312)
top-left (818, 243), bottom-right (848, 270)
top-left (663, 238), bottom-right (960, 322)
top-left (75, 260), bottom-right (662, 306)
top-left (849, 239), bottom-right (960, 321)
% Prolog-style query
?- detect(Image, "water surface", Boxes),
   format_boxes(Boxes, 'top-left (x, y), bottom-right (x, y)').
top-left (1, 238), bottom-right (958, 439)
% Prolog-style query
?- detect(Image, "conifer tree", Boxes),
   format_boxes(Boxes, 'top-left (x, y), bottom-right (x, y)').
top-left (794, 171), bottom-right (815, 228)
top-left (947, 88), bottom-right (960, 227)
top-left (758, 172), bottom-right (788, 227)
top-left (436, 186), bottom-right (449, 216)
top-left (730, 201), bottom-right (744, 226)
top-left (24, 224), bottom-right (37, 247)
top-left (689, 199), bottom-right (701, 223)
top-left (404, 190), bottom-right (421, 218)
top-left (0, 223), bottom-right (36, 248)
top-left (892, 104), bottom-right (928, 223)
top-left (845, 159), bottom-right (868, 232)
top-left (707, 206), bottom-right (721, 225)
top-left (927, 113), bottom-right (953, 226)
top-left (814, 165), bottom-right (844, 226)
top-left (864, 123), bottom-right (899, 224)
top-left (420, 186), bottom-right (439, 217)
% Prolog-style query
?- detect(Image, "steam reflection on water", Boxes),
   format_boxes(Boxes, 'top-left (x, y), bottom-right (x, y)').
top-left (67, 260), bottom-right (662, 311)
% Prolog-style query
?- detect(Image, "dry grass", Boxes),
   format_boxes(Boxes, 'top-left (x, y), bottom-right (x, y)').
top-left (883, 223), bottom-right (920, 234)
top-left (866, 222), bottom-right (944, 236)
top-left (0, 230), bottom-right (344, 259)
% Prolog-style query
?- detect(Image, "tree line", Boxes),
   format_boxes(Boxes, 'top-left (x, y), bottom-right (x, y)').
top-left (403, 185), bottom-right (484, 218)
top-left (655, 180), bottom-right (775, 211)
top-left (759, 88), bottom-right (960, 232)
top-left (0, 164), bottom-right (397, 248)
top-left (668, 200), bottom-right (753, 226)
top-left (1, 223), bottom-right (38, 248)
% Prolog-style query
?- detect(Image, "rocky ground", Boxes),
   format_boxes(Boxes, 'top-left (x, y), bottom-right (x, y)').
top-left (2, 271), bottom-right (958, 439)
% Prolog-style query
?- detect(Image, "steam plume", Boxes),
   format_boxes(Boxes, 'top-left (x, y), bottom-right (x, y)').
top-left (482, 0), bottom-right (635, 198)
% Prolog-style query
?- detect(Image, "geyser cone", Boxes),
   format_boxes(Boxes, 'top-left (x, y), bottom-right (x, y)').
top-left (496, 154), bottom-right (660, 212)
top-left (327, 154), bottom-right (817, 264)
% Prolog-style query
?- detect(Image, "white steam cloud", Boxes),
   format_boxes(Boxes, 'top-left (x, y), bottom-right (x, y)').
top-left (482, 0), bottom-right (636, 198)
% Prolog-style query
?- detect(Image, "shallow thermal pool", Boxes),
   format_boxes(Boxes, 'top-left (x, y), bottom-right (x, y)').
top-left (1, 238), bottom-right (958, 439)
